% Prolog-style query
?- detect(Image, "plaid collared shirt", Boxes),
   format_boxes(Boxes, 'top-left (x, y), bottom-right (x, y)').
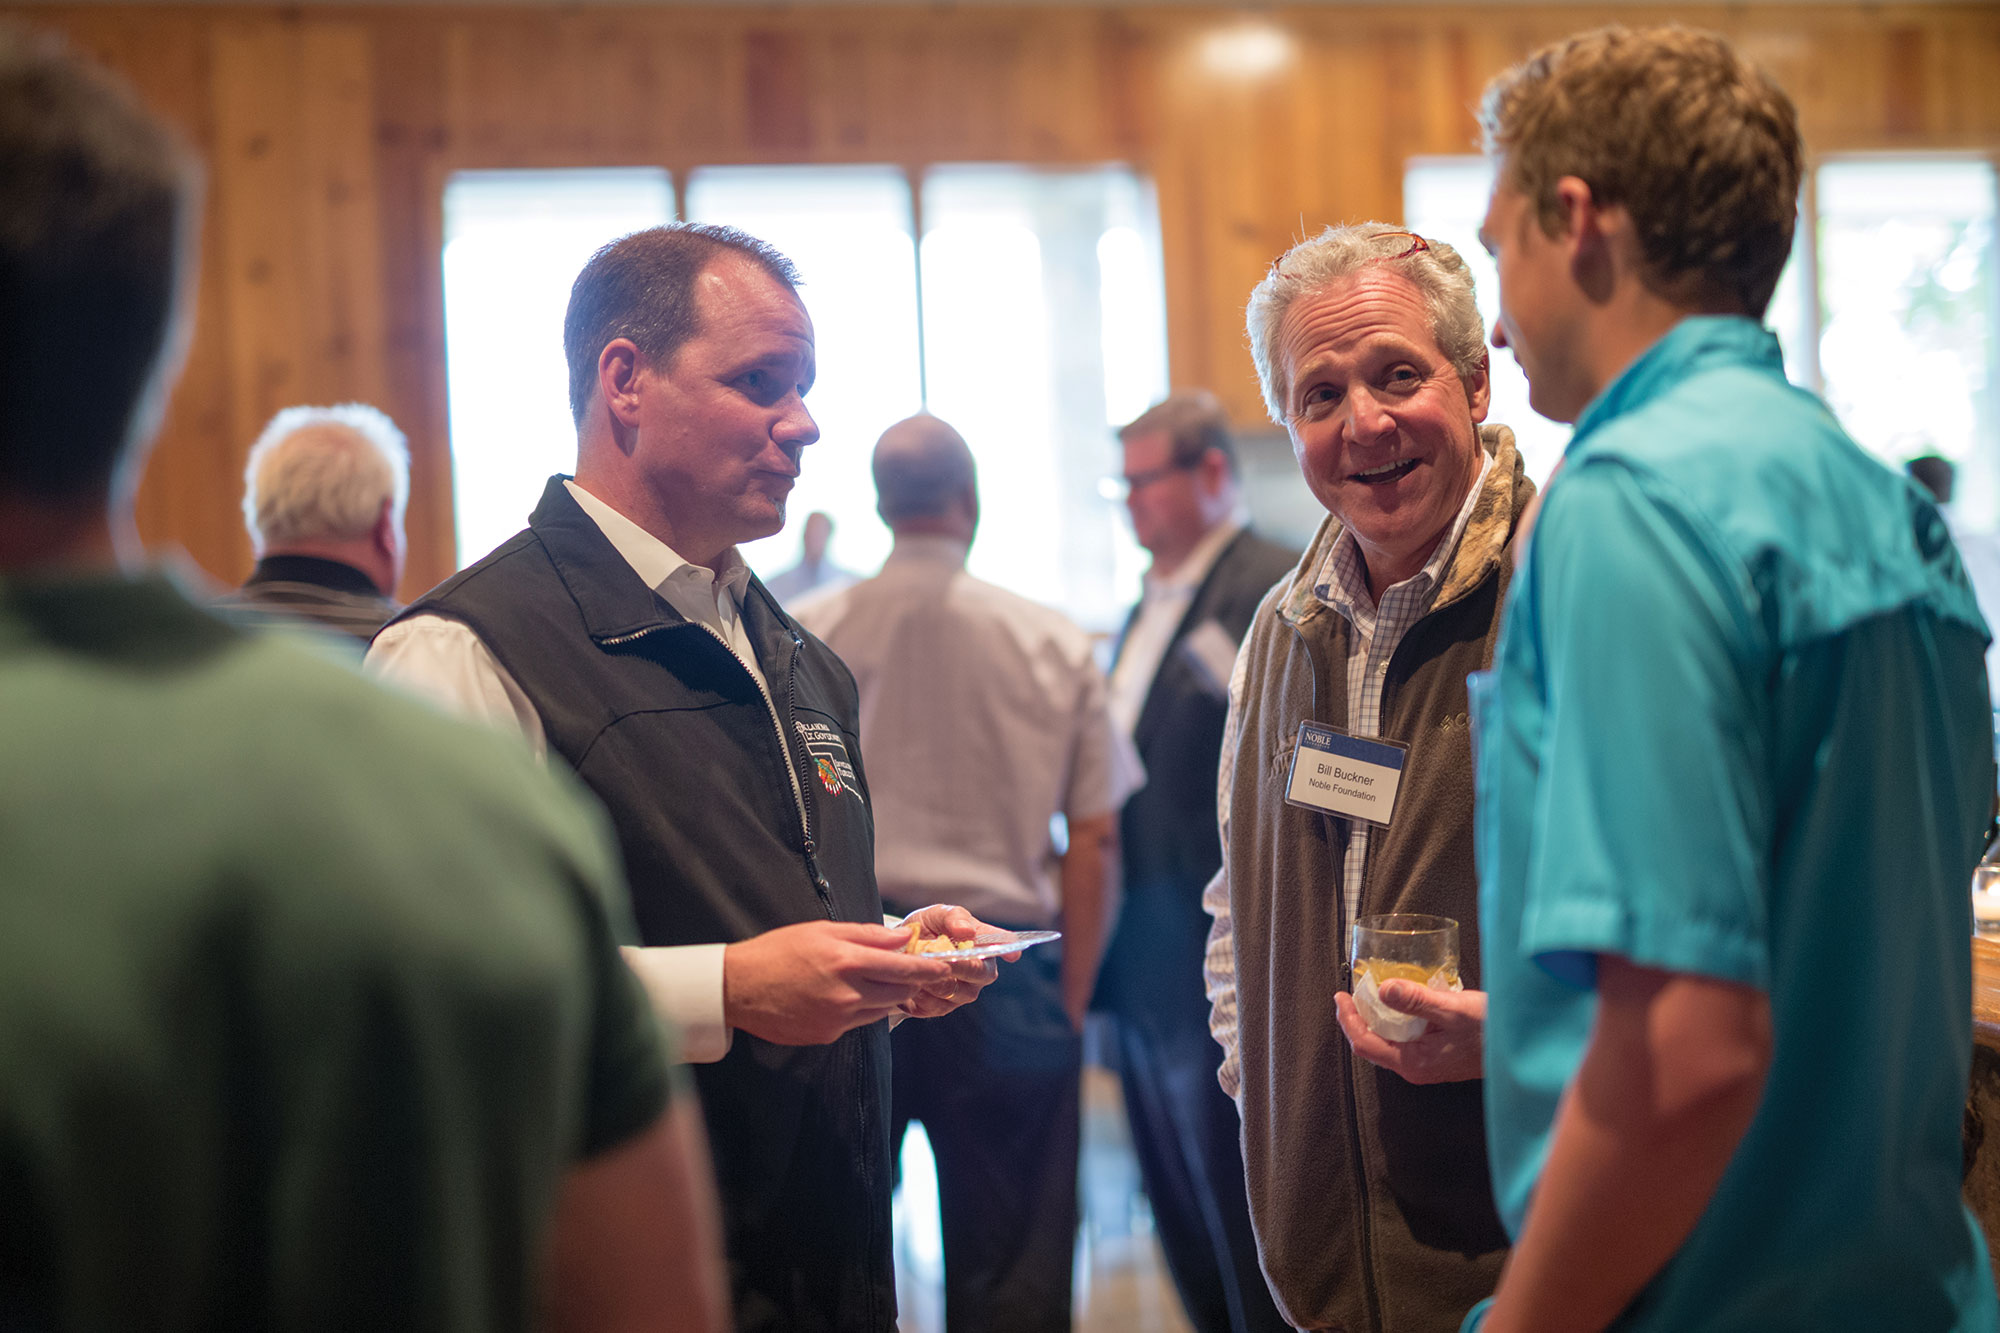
top-left (1318, 448), bottom-right (1492, 931)
top-left (1204, 448), bottom-right (1492, 1096)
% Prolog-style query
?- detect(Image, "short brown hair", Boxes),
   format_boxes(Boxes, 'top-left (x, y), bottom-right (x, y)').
top-left (1119, 389), bottom-right (1237, 472)
top-left (1478, 25), bottom-right (1802, 318)
top-left (562, 223), bottom-right (801, 425)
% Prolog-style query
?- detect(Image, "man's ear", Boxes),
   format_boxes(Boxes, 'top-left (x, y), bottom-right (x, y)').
top-left (371, 495), bottom-right (397, 557)
top-left (597, 339), bottom-right (646, 429)
top-left (371, 496), bottom-right (405, 593)
top-left (1550, 176), bottom-right (1595, 242)
top-left (1462, 348), bottom-right (1493, 424)
top-left (1556, 176), bottom-right (1619, 304)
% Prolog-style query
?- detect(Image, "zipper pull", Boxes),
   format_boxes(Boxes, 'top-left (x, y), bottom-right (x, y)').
top-left (802, 843), bottom-right (835, 907)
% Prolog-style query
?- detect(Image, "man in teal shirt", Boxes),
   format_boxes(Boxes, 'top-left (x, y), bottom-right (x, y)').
top-left (1466, 25), bottom-right (2000, 1331)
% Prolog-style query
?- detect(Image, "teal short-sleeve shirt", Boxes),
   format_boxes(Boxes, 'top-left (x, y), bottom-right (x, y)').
top-left (1468, 318), bottom-right (1999, 1331)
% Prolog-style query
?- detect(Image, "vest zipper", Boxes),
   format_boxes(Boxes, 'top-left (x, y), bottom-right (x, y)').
top-left (611, 616), bottom-right (875, 1317)
top-left (780, 629), bottom-right (839, 918)
top-left (602, 620), bottom-right (831, 916)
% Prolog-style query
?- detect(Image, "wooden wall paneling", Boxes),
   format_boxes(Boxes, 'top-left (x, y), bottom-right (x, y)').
top-left (1910, 15), bottom-right (2000, 149)
top-left (743, 27), bottom-right (813, 156)
top-left (1811, 25), bottom-right (1893, 147)
top-left (1190, 40), bottom-right (1305, 417)
top-left (1266, 30), bottom-right (1327, 245)
top-left (373, 13), bottom-right (456, 596)
top-left (813, 28), bottom-right (874, 156)
top-left (297, 23), bottom-right (388, 410)
top-left (1414, 27), bottom-right (1482, 160)
top-left (656, 19), bottom-right (741, 164)
top-left (112, 17), bottom-right (243, 572)
top-left (1152, 31), bottom-right (1215, 399)
top-left (932, 19), bottom-right (1026, 161)
top-left (444, 14), bottom-right (564, 162)
top-left (206, 18), bottom-right (315, 581)
top-left (24, 9), bottom-right (241, 575)
top-left (6, 2), bottom-right (2000, 578)
top-left (602, 15), bottom-right (679, 163)
top-left (1015, 11), bottom-right (1109, 162)
top-left (1735, 29), bottom-right (1820, 142)
top-left (1958, 21), bottom-right (2000, 146)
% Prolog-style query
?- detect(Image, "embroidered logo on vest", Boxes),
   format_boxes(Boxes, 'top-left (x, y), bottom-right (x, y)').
top-left (795, 719), bottom-right (861, 800)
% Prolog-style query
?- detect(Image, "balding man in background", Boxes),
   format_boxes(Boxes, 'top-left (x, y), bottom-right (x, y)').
top-left (216, 403), bottom-right (408, 642)
top-left (797, 414), bottom-right (1141, 1333)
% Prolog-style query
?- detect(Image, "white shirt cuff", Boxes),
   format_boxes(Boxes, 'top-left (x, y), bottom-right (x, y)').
top-left (621, 943), bottom-right (733, 1064)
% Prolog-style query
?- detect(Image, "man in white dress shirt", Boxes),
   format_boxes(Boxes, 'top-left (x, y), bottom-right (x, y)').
top-left (796, 414), bottom-right (1141, 1333)
top-left (367, 224), bottom-right (1000, 1333)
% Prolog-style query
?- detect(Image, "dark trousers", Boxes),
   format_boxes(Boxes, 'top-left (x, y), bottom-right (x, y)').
top-left (1113, 1015), bottom-right (1289, 1333)
top-left (892, 943), bottom-right (1081, 1333)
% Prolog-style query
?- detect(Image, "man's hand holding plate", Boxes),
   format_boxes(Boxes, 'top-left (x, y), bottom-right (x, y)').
top-left (895, 903), bottom-right (1011, 1019)
top-left (723, 920), bottom-right (957, 1045)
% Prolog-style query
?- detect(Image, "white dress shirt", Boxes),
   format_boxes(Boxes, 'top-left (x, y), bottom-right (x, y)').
top-left (366, 480), bottom-right (771, 1064)
top-left (795, 535), bottom-right (1144, 927)
top-left (1106, 516), bottom-right (1247, 738)
top-left (1203, 449), bottom-right (1492, 1097)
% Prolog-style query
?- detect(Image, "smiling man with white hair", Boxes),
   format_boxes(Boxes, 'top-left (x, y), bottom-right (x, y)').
top-left (217, 402), bottom-right (409, 641)
top-left (1202, 223), bottom-right (1535, 1330)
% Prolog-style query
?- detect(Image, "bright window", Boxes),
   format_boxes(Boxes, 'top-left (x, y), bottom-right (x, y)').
top-left (684, 166), bottom-right (925, 581)
top-left (921, 166), bottom-right (1162, 630)
top-left (1815, 158), bottom-right (1999, 520)
top-left (1404, 155), bottom-right (2000, 529)
top-left (440, 164), bottom-right (1167, 632)
top-left (441, 169), bottom-right (674, 567)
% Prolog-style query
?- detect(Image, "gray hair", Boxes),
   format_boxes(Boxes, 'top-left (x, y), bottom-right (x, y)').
top-left (873, 414), bottom-right (976, 522)
top-left (1246, 223), bottom-right (1487, 424)
top-left (242, 403), bottom-right (410, 552)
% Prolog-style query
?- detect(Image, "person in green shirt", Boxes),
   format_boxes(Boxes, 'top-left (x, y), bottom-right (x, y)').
top-left (1464, 25), bottom-right (1999, 1332)
top-left (0, 23), bottom-right (728, 1331)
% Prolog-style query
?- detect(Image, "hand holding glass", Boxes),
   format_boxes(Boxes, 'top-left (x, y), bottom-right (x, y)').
top-left (1349, 914), bottom-right (1462, 1042)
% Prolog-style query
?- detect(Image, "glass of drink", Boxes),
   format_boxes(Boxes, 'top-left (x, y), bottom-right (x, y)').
top-left (1974, 838), bottom-right (2000, 935)
top-left (1349, 914), bottom-right (1461, 1042)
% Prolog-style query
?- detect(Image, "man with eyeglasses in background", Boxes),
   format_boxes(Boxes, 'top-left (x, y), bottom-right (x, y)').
top-left (1203, 225), bottom-right (1535, 1330)
top-left (1095, 390), bottom-right (1294, 1333)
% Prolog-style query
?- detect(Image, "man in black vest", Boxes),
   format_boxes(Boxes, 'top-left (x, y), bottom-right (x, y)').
top-left (1095, 392), bottom-right (1296, 1333)
top-left (369, 224), bottom-right (1005, 1333)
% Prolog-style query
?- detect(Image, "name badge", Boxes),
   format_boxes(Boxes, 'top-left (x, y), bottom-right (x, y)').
top-left (1283, 723), bottom-right (1407, 827)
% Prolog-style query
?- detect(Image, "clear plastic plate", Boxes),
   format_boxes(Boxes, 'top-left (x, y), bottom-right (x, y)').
top-left (908, 929), bottom-right (1062, 961)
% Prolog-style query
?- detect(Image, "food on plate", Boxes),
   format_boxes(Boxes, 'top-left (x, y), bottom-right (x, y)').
top-left (903, 926), bottom-right (979, 956)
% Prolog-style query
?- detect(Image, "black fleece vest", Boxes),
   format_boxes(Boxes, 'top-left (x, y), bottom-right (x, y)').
top-left (393, 477), bottom-right (895, 1333)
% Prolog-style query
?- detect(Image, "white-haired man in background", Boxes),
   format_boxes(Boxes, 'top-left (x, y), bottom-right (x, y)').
top-left (217, 403), bottom-right (409, 641)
